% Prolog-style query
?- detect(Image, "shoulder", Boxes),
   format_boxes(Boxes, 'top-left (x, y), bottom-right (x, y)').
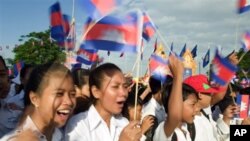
top-left (153, 121), bottom-right (173, 141)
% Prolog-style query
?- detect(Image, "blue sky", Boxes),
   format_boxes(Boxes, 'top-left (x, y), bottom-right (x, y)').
top-left (0, 0), bottom-right (250, 75)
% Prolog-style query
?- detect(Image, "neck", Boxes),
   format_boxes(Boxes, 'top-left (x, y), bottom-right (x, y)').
top-left (153, 93), bottom-right (162, 105)
top-left (94, 104), bottom-right (112, 128)
top-left (30, 112), bottom-right (55, 141)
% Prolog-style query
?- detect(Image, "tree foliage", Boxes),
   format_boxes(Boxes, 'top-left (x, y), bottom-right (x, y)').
top-left (237, 49), bottom-right (250, 79)
top-left (13, 30), bottom-right (66, 65)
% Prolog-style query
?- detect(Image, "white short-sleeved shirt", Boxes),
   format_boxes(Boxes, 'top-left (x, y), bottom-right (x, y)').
top-left (64, 105), bottom-right (128, 141)
top-left (0, 87), bottom-right (24, 137)
top-left (0, 116), bottom-right (63, 141)
top-left (194, 106), bottom-right (229, 141)
top-left (142, 98), bottom-right (166, 124)
top-left (153, 121), bottom-right (192, 141)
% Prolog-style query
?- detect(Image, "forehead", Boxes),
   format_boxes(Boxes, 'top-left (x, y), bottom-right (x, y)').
top-left (185, 94), bottom-right (198, 102)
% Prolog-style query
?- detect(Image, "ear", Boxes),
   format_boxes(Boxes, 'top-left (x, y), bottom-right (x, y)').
top-left (91, 86), bottom-right (101, 99)
top-left (198, 93), bottom-right (203, 99)
top-left (29, 91), bottom-right (40, 108)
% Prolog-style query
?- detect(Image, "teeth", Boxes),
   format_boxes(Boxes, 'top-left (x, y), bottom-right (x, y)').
top-left (58, 110), bottom-right (70, 114)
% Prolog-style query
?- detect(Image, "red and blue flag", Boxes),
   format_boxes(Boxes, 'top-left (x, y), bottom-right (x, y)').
top-left (77, 0), bottom-right (122, 20)
top-left (50, 2), bottom-right (65, 46)
top-left (13, 61), bottom-right (24, 77)
top-left (238, 0), bottom-right (250, 14)
top-left (142, 12), bottom-right (156, 41)
top-left (241, 31), bottom-right (250, 52)
top-left (149, 54), bottom-right (169, 83)
top-left (66, 21), bottom-right (76, 51)
top-left (76, 44), bottom-right (98, 65)
top-left (210, 49), bottom-right (238, 86)
top-left (84, 11), bottom-right (142, 53)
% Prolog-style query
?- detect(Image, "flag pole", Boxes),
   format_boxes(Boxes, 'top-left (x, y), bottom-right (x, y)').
top-left (239, 51), bottom-right (247, 62)
top-left (133, 10), bottom-right (143, 121)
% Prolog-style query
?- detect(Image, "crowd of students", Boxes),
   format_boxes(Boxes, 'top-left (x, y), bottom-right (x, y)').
top-left (0, 53), bottom-right (250, 141)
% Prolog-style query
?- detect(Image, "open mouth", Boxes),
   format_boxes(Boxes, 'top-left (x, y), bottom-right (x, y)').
top-left (56, 109), bottom-right (72, 121)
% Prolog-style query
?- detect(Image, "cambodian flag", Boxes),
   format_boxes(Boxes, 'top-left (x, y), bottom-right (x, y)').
top-left (149, 54), bottom-right (169, 83)
top-left (236, 94), bottom-right (249, 118)
top-left (77, 0), bottom-right (123, 20)
top-left (84, 11), bottom-right (142, 53)
top-left (210, 49), bottom-right (238, 86)
top-left (13, 61), bottom-right (24, 77)
top-left (238, 0), bottom-right (250, 14)
top-left (62, 14), bottom-right (71, 36)
top-left (241, 31), bottom-right (250, 52)
top-left (76, 44), bottom-right (98, 65)
top-left (142, 12), bottom-right (156, 41)
top-left (50, 2), bottom-right (65, 46)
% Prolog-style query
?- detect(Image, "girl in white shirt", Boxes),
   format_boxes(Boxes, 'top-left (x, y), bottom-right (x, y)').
top-left (1, 62), bottom-right (77, 141)
top-left (65, 63), bottom-right (142, 141)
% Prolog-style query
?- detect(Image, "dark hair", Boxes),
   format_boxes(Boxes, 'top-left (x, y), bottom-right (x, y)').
top-left (0, 56), bottom-right (7, 70)
top-left (162, 83), bottom-right (198, 113)
top-left (24, 62), bottom-right (72, 106)
top-left (89, 63), bottom-right (122, 104)
top-left (122, 90), bottom-right (143, 120)
top-left (149, 76), bottom-right (162, 94)
top-left (72, 68), bottom-right (90, 88)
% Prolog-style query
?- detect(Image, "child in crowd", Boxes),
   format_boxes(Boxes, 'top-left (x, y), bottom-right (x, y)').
top-left (65, 63), bottom-right (142, 141)
top-left (1, 62), bottom-right (76, 141)
top-left (153, 54), bottom-right (199, 141)
top-left (142, 76), bottom-right (166, 124)
top-left (122, 85), bottom-right (156, 141)
top-left (184, 74), bottom-right (233, 141)
top-left (71, 68), bottom-right (91, 115)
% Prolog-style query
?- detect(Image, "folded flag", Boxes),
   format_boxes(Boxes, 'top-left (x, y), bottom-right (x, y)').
top-left (210, 49), bottom-right (238, 86)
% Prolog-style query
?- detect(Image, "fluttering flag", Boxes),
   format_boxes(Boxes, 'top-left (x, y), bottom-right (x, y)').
top-left (76, 44), bottom-right (98, 65)
top-left (65, 20), bottom-right (76, 51)
top-left (149, 53), bottom-right (169, 83)
top-left (84, 10), bottom-right (142, 53)
top-left (62, 14), bottom-right (71, 36)
top-left (77, 0), bottom-right (123, 20)
top-left (241, 31), bottom-right (250, 52)
top-left (13, 61), bottom-right (25, 77)
top-left (210, 49), bottom-right (238, 86)
top-left (142, 12), bottom-right (156, 41)
top-left (50, 2), bottom-right (65, 46)
top-left (179, 43), bottom-right (186, 57)
top-left (238, 0), bottom-right (250, 14)
top-left (191, 45), bottom-right (197, 58)
top-left (202, 49), bottom-right (210, 68)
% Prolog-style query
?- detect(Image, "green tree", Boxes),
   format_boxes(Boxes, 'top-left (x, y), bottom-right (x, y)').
top-left (13, 29), bottom-right (66, 65)
top-left (237, 49), bottom-right (250, 80)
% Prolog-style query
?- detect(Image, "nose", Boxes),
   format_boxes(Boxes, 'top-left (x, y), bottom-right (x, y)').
top-left (120, 86), bottom-right (128, 98)
top-left (63, 93), bottom-right (76, 108)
